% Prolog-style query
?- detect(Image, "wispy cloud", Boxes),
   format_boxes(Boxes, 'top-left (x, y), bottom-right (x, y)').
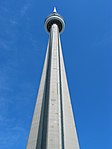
top-left (0, 124), bottom-right (27, 149)
top-left (0, 1), bottom-right (36, 148)
top-left (21, 3), bottom-right (31, 16)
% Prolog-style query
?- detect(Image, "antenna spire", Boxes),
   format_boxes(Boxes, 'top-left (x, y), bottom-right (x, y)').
top-left (53, 7), bottom-right (57, 13)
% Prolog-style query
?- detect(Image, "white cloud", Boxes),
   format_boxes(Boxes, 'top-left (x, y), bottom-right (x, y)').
top-left (21, 3), bottom-right (31, 16)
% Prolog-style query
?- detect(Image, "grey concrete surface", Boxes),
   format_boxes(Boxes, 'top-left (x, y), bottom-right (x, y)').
top-left (26, 10), bottom-right (80, 149)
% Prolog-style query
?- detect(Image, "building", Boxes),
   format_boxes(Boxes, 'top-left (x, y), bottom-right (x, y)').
top-left (26, 7), bottom-right (80, 149)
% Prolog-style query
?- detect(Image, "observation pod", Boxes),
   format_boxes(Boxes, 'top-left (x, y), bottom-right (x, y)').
top-left (44, 7), bottom-right (65, 33)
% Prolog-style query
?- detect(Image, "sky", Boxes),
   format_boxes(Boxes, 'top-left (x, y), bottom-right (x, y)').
top-left (0, 0), bottom-right (112, 148)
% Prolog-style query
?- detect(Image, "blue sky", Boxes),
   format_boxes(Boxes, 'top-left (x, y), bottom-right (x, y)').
top-left (0, 0), bottom-right (112, 148)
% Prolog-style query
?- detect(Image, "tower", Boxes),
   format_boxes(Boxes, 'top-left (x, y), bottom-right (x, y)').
top-left (26, 8), bottom-right (80, 149)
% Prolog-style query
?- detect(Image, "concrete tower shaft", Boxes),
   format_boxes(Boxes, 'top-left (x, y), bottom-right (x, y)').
top-left (26, 8), bottom-right (80, 149)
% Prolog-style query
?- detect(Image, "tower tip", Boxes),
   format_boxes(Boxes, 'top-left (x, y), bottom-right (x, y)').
top-left (53, 7), bottom-right (57, 13)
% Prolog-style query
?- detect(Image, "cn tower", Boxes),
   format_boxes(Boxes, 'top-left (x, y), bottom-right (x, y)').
top-left (26, 8), bottom-right (80, 149)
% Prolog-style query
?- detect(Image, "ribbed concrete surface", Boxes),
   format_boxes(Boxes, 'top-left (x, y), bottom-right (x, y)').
top-left (26, 24), bottom-right (80, 149)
